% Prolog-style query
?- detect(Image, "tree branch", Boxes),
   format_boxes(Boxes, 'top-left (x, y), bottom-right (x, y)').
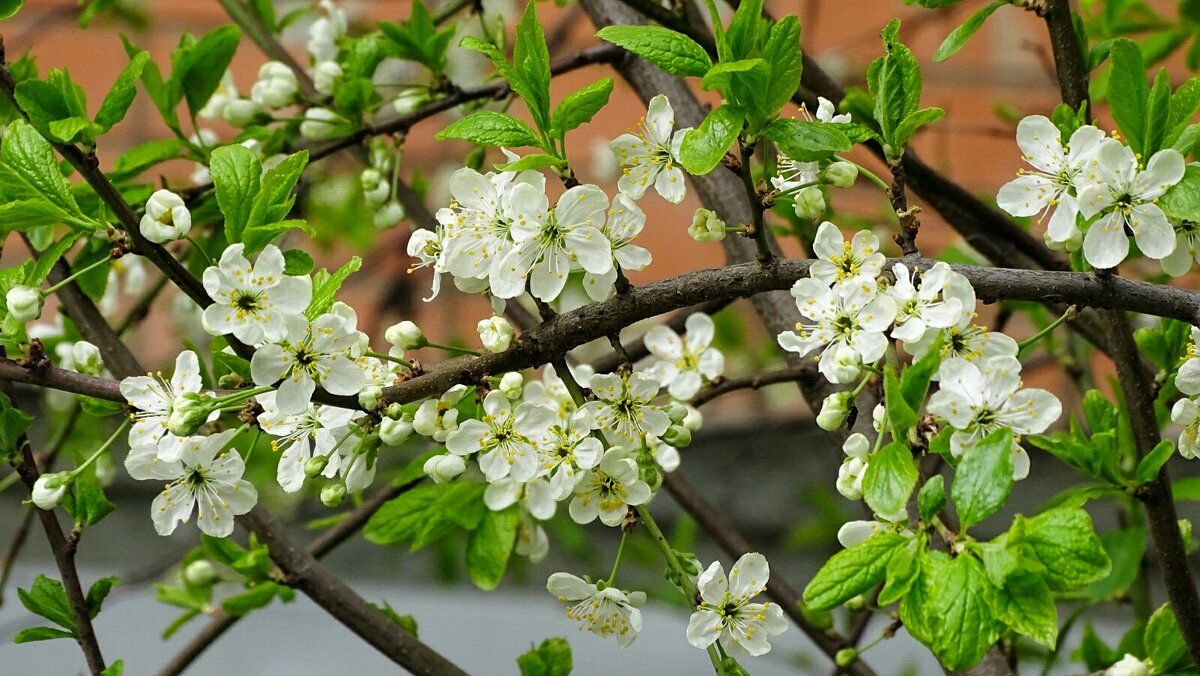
top-left (690, 365), bottom-right (818, 407)
top-left (235, 506), bottom-right (467, 676)
top-left (216, 0), bottom-right (320, 100)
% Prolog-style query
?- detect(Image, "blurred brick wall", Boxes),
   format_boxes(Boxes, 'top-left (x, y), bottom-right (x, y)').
top-left (2, 0), bottom-right (1182, 413)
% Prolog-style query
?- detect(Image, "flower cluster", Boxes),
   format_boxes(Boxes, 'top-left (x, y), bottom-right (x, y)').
top-left (775, 222), bottom-right (1062, 537)
top-left (997, 115), bottom-right (1186, 272)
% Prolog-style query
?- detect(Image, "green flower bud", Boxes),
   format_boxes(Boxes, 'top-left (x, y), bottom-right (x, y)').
top-left (321, 483), bottom-right (347, 508)
top-left (379, 416), bottom-right (415, 447)
top-left (793, 186), bottom-right (826, 220)
top-left (167, 392), bottom-right (218, 437)
top-left (816, 392), bottom-right (854, 431)
top-left (637, 451), bottom-right (662, 493)
top-left (822, 161), bottom-right (859, 189)
top-left (663, 401), bottom-right (689, 424)
top-left (304, 454), bottom-right (330, 478)
top-left (835, 648), bottom-right (859, 668)
top-left (385, 403), bottom-right (405, 420)
top-left (662, 425), bottom-right (692, 448)
top-left (688, 208), bottom-right (726, 242)
top-left (183, 560), bottom-right (220, 587)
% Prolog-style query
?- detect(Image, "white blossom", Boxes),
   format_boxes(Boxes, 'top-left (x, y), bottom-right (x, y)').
top-left (888, 262), bottom-right (964, 345)
top-left (31, 472), bottom-right (70, 510)
top-left (778, 276), bottom-right (896, 384)
top-left (569, 447), bottom-right (651, 527)
top-left (202, 244), bottom-right (312, 345)
top-left (6, 285), bottom-right (41, 323)
top-left (546, 572), bottom-right (645, 647)
top-left (250, 313), bottom-right (367, 414)
top-left (407, 227), bottom-right (447, 301)
top-left (810, 222), bottom-right (885, 287)
top-left (257, 391), bottom-right (358, 492)
top-left (477, 316), bottom-right (515, 353)
top-left (124, 430), bottom-right (257, 537)
top-left (1076, 142), bottom-right (1184, 269)
top-left (438, 165), bottom-right (543, 283)
top-left (140, 190), bottom-right (191, 244)
top-left (250, 61), bottom-right (299, 110)
top-left (484, 476), bottom-right (556, 521)
top-left (644, 313), bottom-right (725, 400)
top-left (120, 351), bottom-right (209, 462)
top-left (538, 407), bottom-right (603, 500)
top-left (413, 384), bottom-right (469, 442)
top-left (583, 193), bottom-right (652, 301)
top-left (686, 553), bottom-right (787, 657)
top-left (610, 94), bottom-right (689, 203)
top-left (446, 391), bottom-right (555, 482)
top-left (583, 371), bottom-right (671, 444)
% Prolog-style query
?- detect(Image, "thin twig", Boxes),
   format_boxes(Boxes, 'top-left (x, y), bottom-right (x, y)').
top-left (690, 365), bottom-right (816, 407)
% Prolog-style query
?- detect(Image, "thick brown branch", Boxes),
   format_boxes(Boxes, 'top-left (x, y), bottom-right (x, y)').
top-left (236, 506), bottom-right (466, 676)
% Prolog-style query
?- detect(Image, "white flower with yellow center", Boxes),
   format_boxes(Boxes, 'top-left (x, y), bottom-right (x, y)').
top-left (120, 350), bottom-right (210, 462)
top-left (1076, 141), bottom-right (1184, 269)
top-left (546, 573), bottom-right (646, 647)
top-left (406, 227), bottom-right (447, 302)
top-left (569, 447), bottom-right (652, 527)
top-left (809, 222), bottom-right (885, 287)
top-left (686, 552), bottom-right (787, 658)
top-left (491, 183), bottom-right (614, 302)
top-left (888, 262), bottom-right (965, 345)
top-left (124, 430), bottom-right (257, 538)
top-left (583, 193), bottom-right (652, 301)
top-left (904, 273), bottom-right (1017, 363)
top-left (537, 407), bottom-right (603, 500)
top-left (250, 313), bottom-right (366, 414)
top-left (927, 356), bottom-right (1061, 479)
top-left (446, 390), bottom-right (556, 482)
top-left (202, 244), bottom-right (312, 345)
top-left (583, 372), bottom-right (671, 444)
top-left (996, 116), bottom-right (1106, 244)
top-left (438, 165), bottom-right (545, 283)
top-left (778, 275), bottom-right (896, 384)
top-left (610, 94), bottom-right (689, 204)
top-left (256, 391), bottom-right (359, 492)
top-left (644, 312), bottom-right (725, 400)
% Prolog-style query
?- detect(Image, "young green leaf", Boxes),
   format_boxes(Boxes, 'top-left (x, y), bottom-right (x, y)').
top-left (759, 16), bottom-right (804, 121)
top-left (364, 481), bottom-right (486, 549)
top-left (1135, 439), bottom-right (1175, 484)
top-left (869, 19), bottom-right (923, 157)
top-left (1020, 507), bottom-right (1112, 591)
top-left (173, 25), bottom-right (242, 117)
top-left (18, 575), bottom-right (76, 632)
top-left (552, 78), bottom-right (613, 137)
top-left (436, 111), bottom-right (541, 149)
top-left (495, 153), bottom-right (563, 172)
top-left (210, 143), bottom-right (262, 244)
top-left (465, 505), bottom-right (520, 590)
top-left (679, 104), bottom-right (743, 175)
top-left (94, 51), bottom-right (149, 131)
top-left (863, 441), bottom-right (918, 518)
top-left (699, 58), bottom-right (768, 94)
top-left (952, 429), bottom-right (1015, 530)
top-left (595, 25), bottom-right (712, 77)
top-left (1159, 165), bottom-right (1200, 222)
top-left (85, 577), bottom-right (120, 619)
top-left (725, 0), bottom-right (764, 60)
top-left (803, 532), bottom-right (906, 610)
top-left (919, 554), bottom-right (1002, 670)
top-left (878, 537), bottom-right (922, 605)
top-left (892, 107), bottom-right (945, 148)
top-left (13, 626), bottom-right (76, 643)
top-left (917, 475), bottom-right (947, 522)
top-left (933, 0), bottom-right (1007, 62)
top-left (762, 118), bottom-right (852, 162)
top-left (514, 1), bottom-right (552, 135)
top-left (1146, 604), bottom-right (1190, 674)
top-left (992, 571), bottom-right (1058, 649)
top-left (1108, 38), bottom-right (1149, 154)
top-left (517, 637), bottom-right (573, 676)
top-left (307, 256), bottom-right (363, 320)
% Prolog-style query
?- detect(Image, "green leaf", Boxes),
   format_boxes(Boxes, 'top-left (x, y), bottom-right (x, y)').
top-left (883, 365), bottom-right (918, 438)
top-left (513, 1), bottom-right (551, 135)
top-left (869, 19), bottom-right (923, 155)
top-left (376, 600), bottom-right (419, 636)
top-left (465, 504), bottom-right (519, 590)
top-left (0, 392), bottom-right (34, 454)
top-left (1108, 38), bottom-right (1149, 154)
top-left (1173, 475), bottom-right (1200, 500)
top-left (725, 0), bottom-right (763, 59)
top-left (0, 119), bottom-right (80, 216)
top-left (69, 461), bottom-right (116, 526)
top-left (952, 429), bottom-right (1015, 530)
top-left (13, 626), bottom-right (76, 643)
top-left (1021, 507), bottom-right (1111, 591)
top-left (699, 59), bottom-right (768, 94)
top-left (1146, 604), bottom-right (1189, 674)
top-left (893, 107), bottom-right (945, 147)
top-left (878, 537), bottom-right (921, 606)
top-left (1088, 526), bottom-right (1146, 602)
top-left (595, 25), bottom-right (712, 77)
top-left (18, 575), bottom-right (75, 632)
top-left (1166, 78), bottom-right (1200, 150)
top-left (210, 144), bottom-right (261, 244)
top-left (763, 117), bottom-right (852, 163)
top-left (174, 25), bottom-right (242, 117)
top-left (1143, 69), bottom-right (1171, 156)
top-left (552, 78), bottom-right (613, 136)
top-left (282, 250), bottom-right (314, 276)
top-left (517, 637), bottom-right (573, 676)
top-left (933, 0), bottom-right (1006, 62)
top-left (1136, 439), bottom-right (1175, 484)
top-left (917, 475), bottom-right (946, 522)
top-left (221, 583), bottom-right (281, 616)
top-left (436, 111), bottom-right (541, 148)
top-left (1159, 165), bottom-right (1200, 222)
top-left (48, 116), bottom-right (96, 144)
top-left (110, 139), bottom-right (185, 181)
top-left (901, 332), bottom-right (943, 411)
top-left (306, 257), bottom-right (362, 320)
top-left (759, 16), bottom-right (804, 120)
top-left (0, 0), bottom-right (22, 20)
top-left (364, 481), bottom-right (487, 549)
top-left (993, 571), bottom-right (1057, 649)
top-left (803, 532), bottom-right (906, 610)
top-left (918, 554), bottom-right (1001, 670)
top-left (679, 104), bottom-right (743, 175)
top-left (495, 153), bottom-right (563, 172)
top-left (242, 220), bottom-right (313, 252)
top-left (94, 51), bottom-right (149, 130)
top-left (100, 660), bottom-right (125, 676)
top-left (86, 577), bottom-right (119, 619)
top-left (863, 441), bottom-right (918, 518)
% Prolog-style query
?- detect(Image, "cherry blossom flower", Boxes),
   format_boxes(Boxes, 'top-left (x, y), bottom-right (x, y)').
top-left (1076, 142), bottom-right (1184, 269)
top-left (537, 407), bottom-right (603, 500)
top-left (583, 372), bottom-right (671, 444)
top-left (120, 351), bottom-right (210, 462)
top-left (256, 391), bottom-right (359, 492)
top-left (446, 390), bottom-right (556, 482)
top-left (413, 384), bottom-right (469, 442)
top-left (438, 165), bottom-right (545, 283)
top-left (927, 356), bottom-right (1061, 479)
top-left (686, 553), bottom-right (787, 658)
top-left (809, 222), bottom-right (886, 287)
top-left (644, 312), bottom-right (725, 400)
top-left (250, 314), bottom-right (366, 414)
top-left (888, 262), bottom-right (965, 345)
top-left (778, 276), bottom-right (896, 384)
top-left (610, 94), bottom-right (689, 203)
top-left (996, 116), bottom-right (1106, 244)
top-left (124, 430), bottom-right (257, 537)
top-left (546, 573), bottom-right (646, 647)
top-left (905, 273), bottom-right (1017, 363)
top-left (569, 447), bottom-right (652, 527)
top-left (202, 244), bottom-right (312, 345)
top-left (584, 193), bottom-right (652, 301)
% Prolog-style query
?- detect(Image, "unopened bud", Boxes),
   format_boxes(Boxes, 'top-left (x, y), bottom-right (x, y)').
top-left (842, 432), bottom-right (870, 459)
top-left (498, 372), bottom-right (523, 400)
top-left (688, 208), bottom-right (726, 242)
top-left (183, 560), bottom-right (220, 587)
top-left (817, 392), bottom-right (853, 431)
top-left (828, 345), bottom-right (861, 384)
top-left (477, 316), bottom-right (515, 353)
top-left (663, 402), bottom-right (689, 424)
top-left (31, 472), bottom-right (71, 510)
top-left (6, 285), bottom-right (42, 323)
top-left (168, 392), bottom-right (217, 437)
top-left (423, 454), bottom-right (466, 484)
top-left (835, 648), bottom-right (859, 668)
top-left (385, 321), bottom-right (426, 350)
top-left (662, 425), bottom-right (692, 448)
top-left (793, 186), bottom-right (826, 220)
top-left (320, 483), bottom-right (347, 507)
top-left (379, 416), bottom-right (415, 446)
top-left (304, 454), bottom-right (330, 478)
top-left (358, 385), bottom-right (383, 411)
top-left (822, 161), bottom-right (858, 189)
